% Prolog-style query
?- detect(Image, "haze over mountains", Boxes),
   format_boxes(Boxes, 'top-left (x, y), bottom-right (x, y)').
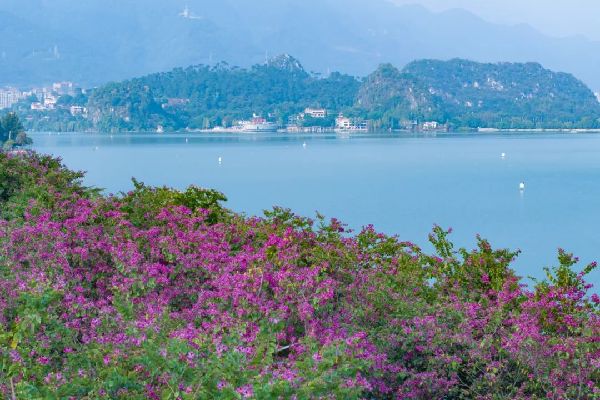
top-left (1, 0), bottom-right (600, 89)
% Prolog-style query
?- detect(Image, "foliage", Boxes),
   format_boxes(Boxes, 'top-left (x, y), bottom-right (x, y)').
top-left (0, 152), bottom-right (96, 220)
top-left (0, 113), bottom-right (32, 149)
top-left (119, 178), bottom-right (229, 227)
top-left (0, 153), bottom-right (598, 399)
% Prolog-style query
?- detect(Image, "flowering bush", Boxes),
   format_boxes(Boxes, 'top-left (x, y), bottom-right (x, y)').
top-left (0, 153), bottom-right (598, 399)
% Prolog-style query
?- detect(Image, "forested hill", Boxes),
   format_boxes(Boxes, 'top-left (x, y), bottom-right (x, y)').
top-left (84, 55), bottom-right (360, 131)
top-left (17, 55), bottom-right (600, 131)
top-left (361, 59), bottom-right (600, 129)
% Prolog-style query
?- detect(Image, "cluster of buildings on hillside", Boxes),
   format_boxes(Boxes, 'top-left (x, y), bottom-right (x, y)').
top-left (0, 82), bottom-right (88, 117)
top-left (286, 108), bottom-right (368, 132)
top-left (0, 87), bottom-right (24, 110)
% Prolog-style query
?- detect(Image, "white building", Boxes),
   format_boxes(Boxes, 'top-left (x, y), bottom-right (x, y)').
top-left (70, 105), bottom-right (87, 116)
top-left (335, 114), bottom-right (368, 131)
top-left (52, 81), bottom-right (74, 95)
top-left (595, 92), bottom-right (600, 103)
top-left (422, 121), bottom-right (439, 130)
top-left (0, 88), bottom-right (23, 110)
top-left (304, 108), bottom-right (327, 118)
top-left (44, 95), bottom-right (58, 109)
top-left (335, 115), bottom-right (352, 129)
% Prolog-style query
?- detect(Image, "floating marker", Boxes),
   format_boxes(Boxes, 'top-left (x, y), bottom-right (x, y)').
top-left (302, 142), bottom-right (307, 148)
top-left (519, 182), bottom-right (525, 190)
top-left (218, 157), bottom-right (222, 164)
top-left (501, 152), bottom-right (506, 158)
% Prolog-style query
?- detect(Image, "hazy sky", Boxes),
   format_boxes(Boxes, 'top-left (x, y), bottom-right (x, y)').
top-left (392, 0), bottom-right (600, 41)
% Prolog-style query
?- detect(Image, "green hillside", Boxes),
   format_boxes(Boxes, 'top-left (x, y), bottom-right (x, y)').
top-left (356, 59), bottom-right (600, 129)
top-left (14, 56), bottom-right (600, 131)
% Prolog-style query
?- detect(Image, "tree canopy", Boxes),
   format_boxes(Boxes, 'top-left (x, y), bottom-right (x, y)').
top-left (0, 113), bottom-right (32, 150)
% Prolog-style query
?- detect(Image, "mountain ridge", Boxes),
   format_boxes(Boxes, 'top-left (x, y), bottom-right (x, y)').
top-left (1, 0), bottom-right (600, 89)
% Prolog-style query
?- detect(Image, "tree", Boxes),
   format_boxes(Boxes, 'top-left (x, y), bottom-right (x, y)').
top-left (1, 112), bottom-right (24, 141)
top-left (0, 113), bottom-right (31, 149)
top-left (15, 131), bottom-right (33, 146)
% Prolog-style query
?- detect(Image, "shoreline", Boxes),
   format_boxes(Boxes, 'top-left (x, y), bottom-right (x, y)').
top-left (28, 128), bottom-right (600, 135)
top-left (476, 128), bottom-right (600, 133)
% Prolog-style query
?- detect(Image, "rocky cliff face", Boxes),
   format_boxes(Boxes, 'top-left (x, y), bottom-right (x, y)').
top-left (356, 64), bottom-right (430, 111)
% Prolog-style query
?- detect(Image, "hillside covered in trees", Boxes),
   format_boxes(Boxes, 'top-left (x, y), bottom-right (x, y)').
top-left (86, 55), bottom-right (360, 131)
top-left (16, 55), bottom-right (600, 132)
top-left (362, 60), bottom-right (600, 130)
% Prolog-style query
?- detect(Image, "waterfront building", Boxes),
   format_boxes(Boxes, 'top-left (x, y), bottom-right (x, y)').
top-left (336, 115), bottom-right (352, 130)
top-left (335, 114), bottom-right (368, 131)
top-left (239, 115), bottom-right (278, 132)
top-left (422, 121), bottom-right (439, 130)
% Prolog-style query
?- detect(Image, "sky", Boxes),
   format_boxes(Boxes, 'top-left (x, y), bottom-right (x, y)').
top-left (391, 0), bottom-right (600, 41)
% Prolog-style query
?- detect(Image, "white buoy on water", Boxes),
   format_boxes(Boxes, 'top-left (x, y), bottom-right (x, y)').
top-left (501, 152), bottom-right (506, 158)
top-left (218, 157), bottom-right (222, 164)
top-left (185, 138), bottom-right (189, 143)
top-left (302, 142), bottom-right (307, 148)
top-left (519, 182), bottom-right (525, 191)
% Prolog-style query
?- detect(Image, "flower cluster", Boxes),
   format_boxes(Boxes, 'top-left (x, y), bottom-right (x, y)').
top-left (0, 153), bottom-right (598, 399)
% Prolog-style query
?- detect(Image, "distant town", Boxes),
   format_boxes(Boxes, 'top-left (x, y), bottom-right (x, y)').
top-left (0, 82), bottom-right (88, 118)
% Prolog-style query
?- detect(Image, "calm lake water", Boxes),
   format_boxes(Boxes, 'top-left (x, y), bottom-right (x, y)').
top-left (31, 131), bottom-right (600, 288)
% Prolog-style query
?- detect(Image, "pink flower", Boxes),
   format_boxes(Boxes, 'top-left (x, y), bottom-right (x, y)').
top-left (37, 356), bottom-right (50, 365)
top-left (481, 273), bottom-right (490, 284)
top-left (236, 384), bottom-right (254, 398)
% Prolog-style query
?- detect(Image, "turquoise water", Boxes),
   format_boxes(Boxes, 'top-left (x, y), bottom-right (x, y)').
top-left (31, 132), bottom-right (600, 288)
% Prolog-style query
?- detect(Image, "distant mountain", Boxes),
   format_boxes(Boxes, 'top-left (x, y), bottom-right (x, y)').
top-left (14, 56), bottom-right (600, 132)
top-left (1, 0), bottom-right (600, 89)
top-left (0, 11), bottom-right (91, 85)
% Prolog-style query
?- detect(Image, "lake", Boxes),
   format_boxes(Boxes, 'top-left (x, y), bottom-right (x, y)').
top-left (31, 131), bottom-right (600, 287)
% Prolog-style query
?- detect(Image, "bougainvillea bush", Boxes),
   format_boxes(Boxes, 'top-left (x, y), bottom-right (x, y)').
top-left (0, 152), bottom-right (598, 399)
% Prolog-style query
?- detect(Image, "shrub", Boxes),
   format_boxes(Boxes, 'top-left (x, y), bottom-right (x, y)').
top-left (0, 153), bottom-right (598, 399)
